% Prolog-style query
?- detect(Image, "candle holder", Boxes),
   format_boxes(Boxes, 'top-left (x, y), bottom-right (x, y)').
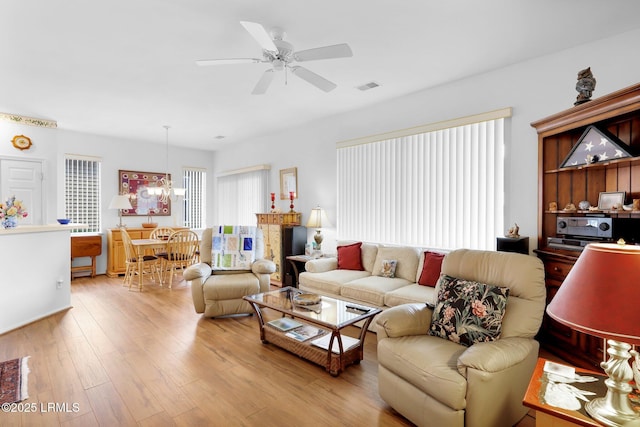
top-left (270, 192), bottom-right (276, 212)
top-left (289, 191), bottom-right (295, 212)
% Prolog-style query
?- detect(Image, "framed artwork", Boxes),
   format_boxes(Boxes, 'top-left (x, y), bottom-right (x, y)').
top-left (559, 125), bottom-right (633, 168)
top-left (280, 167), bottom-right (298, 200)
top-left (118, 170), bottom-right (171, 216)
top-left (597, 191), bottom-right (625, 211)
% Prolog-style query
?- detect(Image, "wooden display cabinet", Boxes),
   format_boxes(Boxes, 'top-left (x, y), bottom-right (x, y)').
top-left (256, 213), bottom-right (306, 286)
top-left (106, 226), bottom-right (187, 277)
top-left (532, 82), bottom-right (640, 370)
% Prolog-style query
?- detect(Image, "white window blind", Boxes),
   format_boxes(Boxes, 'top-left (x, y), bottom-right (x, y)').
top-left (337, 112), bottom-right (508, 250)
top-left (65, 155), bottom-right (102, 233)
top-left (216, 165), bottom-right (269, 225)
top-left (183, 167), bottom-right (206, 229)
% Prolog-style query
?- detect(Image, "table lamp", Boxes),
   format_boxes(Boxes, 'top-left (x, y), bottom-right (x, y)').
top-left (546, 242), bottom-right (640, 427)
top-left (108, 195), bottom-right (132, 228)
top-left (306, 206), bottom-right (331, 251)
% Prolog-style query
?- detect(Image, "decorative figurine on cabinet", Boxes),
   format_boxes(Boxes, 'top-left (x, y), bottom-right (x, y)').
top-left (506, 223), bottom-right (520, 238)
top-left (574, 67), bottom-right (596, 106)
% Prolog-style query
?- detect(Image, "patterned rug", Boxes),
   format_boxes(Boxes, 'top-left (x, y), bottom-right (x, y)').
top-left (0, 356), bottom-right (30, 404)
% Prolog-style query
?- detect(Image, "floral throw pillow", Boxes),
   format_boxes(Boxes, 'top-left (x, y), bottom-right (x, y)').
top-left (379, 259), bottom-right (397, 278)
top-left (429, 275), bottom-right (509, 347)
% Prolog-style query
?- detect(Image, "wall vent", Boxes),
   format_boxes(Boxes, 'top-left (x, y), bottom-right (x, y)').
top-left (356, 81), bottom-right (381, 91)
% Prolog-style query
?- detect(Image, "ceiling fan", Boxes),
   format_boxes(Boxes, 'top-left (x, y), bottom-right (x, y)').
top-left (196, 21), bottom-right (353, 94)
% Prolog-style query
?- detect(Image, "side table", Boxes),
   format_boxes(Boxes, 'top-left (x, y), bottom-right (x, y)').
top-left (285, 255), bottom-right (314, 288)
top-left (496, 236), bottom-right (529, 254)
top-left (523, 358), bottom-right (609, 427)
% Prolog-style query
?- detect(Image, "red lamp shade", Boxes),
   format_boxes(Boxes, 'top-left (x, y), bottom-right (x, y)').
top-left (546, 242), bottom-right (640, 346)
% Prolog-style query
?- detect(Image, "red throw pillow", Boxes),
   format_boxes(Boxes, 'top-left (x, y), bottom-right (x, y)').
top-left (337, 242), bottom-right (364, 270)
top-left (418, 251), bottom-right (445, 286)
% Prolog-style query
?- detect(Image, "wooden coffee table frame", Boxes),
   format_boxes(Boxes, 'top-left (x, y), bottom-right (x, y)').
top-left (244, 287), bottom-right (381, 376)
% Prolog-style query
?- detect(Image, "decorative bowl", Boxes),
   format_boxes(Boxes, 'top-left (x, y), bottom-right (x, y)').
top-left (57, 218), bottom-right (71, 224)
top-left (578, 200), bottom-right (591, 210)
top-left (293, 293), bottom-right (322, 306)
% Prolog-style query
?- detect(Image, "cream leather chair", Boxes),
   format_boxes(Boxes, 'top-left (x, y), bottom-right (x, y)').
top-left (376, 249), bottom-right (546, 427)
top-left (184, 227), bottom-right (275, 317)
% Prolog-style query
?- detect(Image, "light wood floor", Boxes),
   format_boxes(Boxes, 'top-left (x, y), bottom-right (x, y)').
top-left (0, 274), bottom-right (545, 426)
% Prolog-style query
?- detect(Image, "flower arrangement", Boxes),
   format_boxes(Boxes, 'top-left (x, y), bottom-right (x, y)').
top-left (0, 195), bottom-right (28, 229)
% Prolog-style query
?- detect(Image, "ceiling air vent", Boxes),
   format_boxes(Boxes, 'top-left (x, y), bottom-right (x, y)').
top-left (356, 81), bottom-right (380, 91)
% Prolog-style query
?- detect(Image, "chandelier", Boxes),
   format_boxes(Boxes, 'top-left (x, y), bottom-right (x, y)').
top-left (148, 125), bottom-right (185, 203)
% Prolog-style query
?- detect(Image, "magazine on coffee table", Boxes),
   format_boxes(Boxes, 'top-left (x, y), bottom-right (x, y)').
top-left (311, 334), bottom-right (360, 354)
top-left (267, 317), bottom-right (303, 332)
top-left (285, 325), bottom-right (327, 342)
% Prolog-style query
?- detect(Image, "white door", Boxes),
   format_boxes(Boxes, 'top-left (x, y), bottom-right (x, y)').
top-left (0, 159), bottom-right (44, 225)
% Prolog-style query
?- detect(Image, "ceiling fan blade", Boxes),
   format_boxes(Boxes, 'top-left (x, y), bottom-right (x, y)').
top-left (289, 66), bottom-right (337, 92)
top-left (240, 21), bottom-right (278, 53)
top-left (196, 58), bottom-right (262, 66)
top-left (252, 69), bottom-right (275, 95)
top-left (294, 43), bottom-right (353, 62)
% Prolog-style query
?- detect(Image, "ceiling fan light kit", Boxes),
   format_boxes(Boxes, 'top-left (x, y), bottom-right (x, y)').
top-left (197, 21), bottom-right (352, 94)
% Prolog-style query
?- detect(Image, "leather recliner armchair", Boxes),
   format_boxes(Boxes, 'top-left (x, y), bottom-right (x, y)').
top-left (376, 249), bottom-right (546, 427)
top-left (184, 227), bottom-right (275, 317)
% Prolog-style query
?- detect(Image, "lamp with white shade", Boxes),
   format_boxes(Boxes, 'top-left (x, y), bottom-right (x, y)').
top-left (306, 206), bottom-right (331, 253)
top-left (108, 195), bottom-right (132, 228)
top-left (546, 242), bottom-right (640, 426)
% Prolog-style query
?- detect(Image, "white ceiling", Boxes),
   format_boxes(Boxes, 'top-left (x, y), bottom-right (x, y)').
top-left (2, 0), bottom-right (640, 151)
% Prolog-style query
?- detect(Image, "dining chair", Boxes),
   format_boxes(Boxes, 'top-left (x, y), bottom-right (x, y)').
top-left (150, 226), bottom-right (174, 258)
top-left (120, 229), bottom-right (161, 291)
top-left (160, 229), bottom-right (199, 288)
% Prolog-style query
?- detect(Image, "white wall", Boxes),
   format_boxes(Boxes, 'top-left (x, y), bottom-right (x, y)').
top-left (0, 124), bottom-right (215, 275)
top-left (2, 28), bottom-right (639, 276)
top-left (0, 228), bottom-right (71, 334)
top-left (212, 28), bottom-right (640, 254)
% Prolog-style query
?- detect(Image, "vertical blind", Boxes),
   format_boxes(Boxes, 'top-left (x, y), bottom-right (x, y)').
top-left (216, 165), bottom-right (269, 225)
top-left (183, 167), bottom-right (206, 229)
top-left (337, 115), bottom-right (506, 251)
top-left (65, 155), bottom-right (102, 233)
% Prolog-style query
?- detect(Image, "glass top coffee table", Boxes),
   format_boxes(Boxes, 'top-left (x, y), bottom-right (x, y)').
top-left (243, 287), bottom-right (381, 376)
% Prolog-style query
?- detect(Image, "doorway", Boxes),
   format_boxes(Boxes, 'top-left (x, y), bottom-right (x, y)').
top-left (0, 158), bottom-right (44, 225)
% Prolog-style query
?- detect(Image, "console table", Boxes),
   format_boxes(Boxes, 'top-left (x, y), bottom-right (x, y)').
top-left (71, 235), bottom-right (102, 278)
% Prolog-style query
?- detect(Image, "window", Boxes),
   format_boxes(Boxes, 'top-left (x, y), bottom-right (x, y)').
top-left (183, 167), bottom-right (206, 229)
top-left (336, 109), bottom-right (510, 251)
top-left (65, 155), bottom-right (101, 233)
top-left (216, 165), bottom-right (269, 225)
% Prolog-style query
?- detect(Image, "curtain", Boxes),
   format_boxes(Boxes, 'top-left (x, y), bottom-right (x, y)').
top-left (337, 114), bottom-right (506, 250)
top-left (216, 165), bottom-right (269, 225)
top-left (183, 167), bottom-right (206, 228)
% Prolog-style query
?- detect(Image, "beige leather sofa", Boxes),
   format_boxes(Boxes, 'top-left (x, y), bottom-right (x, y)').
top-left (376, 249), bottom-right (546, 427)
top-left (184, 227), bottom-right (276, 317)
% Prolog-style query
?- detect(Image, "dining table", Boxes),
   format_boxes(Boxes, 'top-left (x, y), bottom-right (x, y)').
top-left (131, 238), bottom-right (168, 289)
